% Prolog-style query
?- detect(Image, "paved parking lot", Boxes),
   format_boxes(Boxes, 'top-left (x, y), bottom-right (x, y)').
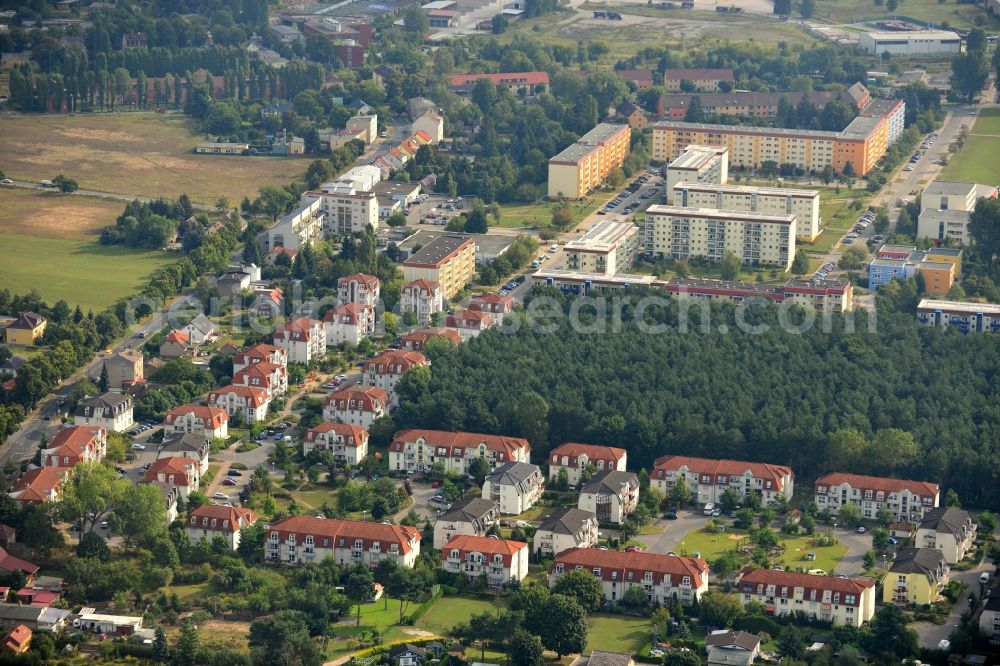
top-left (641, 511), bottom-right (713, 555)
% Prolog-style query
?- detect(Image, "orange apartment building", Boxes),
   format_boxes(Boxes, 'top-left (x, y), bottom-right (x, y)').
top-left (548, 123), bottom-right (631, 199)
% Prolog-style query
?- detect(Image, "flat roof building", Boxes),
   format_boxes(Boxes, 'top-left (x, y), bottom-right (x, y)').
top-left (858, 30), bottom-right (961, 56)
top-left (917, 179), bottom-right (998, 246)
top-left (548, 123), bottom-right (631, 199)
top-left (564, 220), bottom-right (639, 275)
top-left (673, 180), bottom-right (821, 241)
top-left (665, 145), bottom-right (729, 202)
top-left (402, 234), bottom-right (476, 299)
top-left (917, 298), bottom-right (1000, 333)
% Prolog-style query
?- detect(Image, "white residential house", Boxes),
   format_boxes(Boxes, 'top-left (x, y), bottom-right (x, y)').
top-left (232, 361), bottom-right (288, 398)
top-left (338, 273), bottom-right (381, 307)
top-left (363, 350), bottom-right (429, 402)
top-left (916, 507), bottom-right (976, 564)
top-left (548, 443), bottom-right (628, 487)
top-left (400, 280), bottom-right (444, 326)
top-left (182, 314), bottom-right (216, 345)
top-left (735, 568), bottom-right (876, 627)
top-left (185, 504), bottom-right (257, 550)
top-left (550, 548), bottom-right (710, 605)
top-left (390, 429), bottom-right (532, 476)
top-left (533, 507), bottom-right (599, 558)
top-left (163, 405), bottom-right (228, 442)
top-left (482, 462), bottom-right (544, 515)
top-left (41, 426), bottom-right (107, 468)
top-left (73, 393), bottom-right (134, 432)
top-left (441, 535), bottom-right (528, 586)
top-left (578, 470), bottom-right (640, 525)
top-left (273, 317), bottom-right (326, 364)
top-left (144, 456), bottom-right (200, 498)
top-left (208, 385), bottom-right (271, 423)
top-left (323, 385), bottom-right (389, 429)
top-left (705, 631), bottom-right (762, 666)
top-left (158, 433), bottom-right (211, 475)
top-left (444, 309), bottom-right (492, 340)
top-left (653, 455), bottom-right (794, 507)
top-left (814, 473), bottom-right (940, 523)
top-left (433, 498), bottom-right (500, 549)
top-left (232, 344), bottom-right (288, 373)
top-left (266, 516), bottom-right (421, 567)
top-left (324, 303), bottom-right (376, 347)
top-left (303, 423), bottom-right (369, 465)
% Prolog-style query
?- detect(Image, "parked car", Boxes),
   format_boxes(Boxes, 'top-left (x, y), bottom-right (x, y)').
top-left (222, 478), bottom-right (237, 486)
top-left (132, 443), bottom-right (146, 451)
top-left (856, 526), bottom-right (866, 534)
top-left (213, 492), bottom-right (228, 500)
top-left (227, 469), bottom-right (243, 477)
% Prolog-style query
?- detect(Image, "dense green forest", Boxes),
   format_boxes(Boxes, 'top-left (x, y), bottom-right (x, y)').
top-left (394, 286), bottom-right (1000, 510)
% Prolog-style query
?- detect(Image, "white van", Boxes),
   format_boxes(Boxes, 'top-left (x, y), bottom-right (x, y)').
top-left (703, 503), bottom-right (715, 516)
top-left (981, 571), bottom-right (992, 585)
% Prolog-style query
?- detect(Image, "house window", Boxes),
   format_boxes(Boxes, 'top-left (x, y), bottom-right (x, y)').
top-left (555, 564), bottom-right (564, 574)
top-left (593, 568), bottom-right (601, 577)
top-left (450, 549), bottom-right (459, 559)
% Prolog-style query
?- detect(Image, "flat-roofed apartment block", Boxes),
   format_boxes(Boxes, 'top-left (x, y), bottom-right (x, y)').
top-left (917, 298), bottom-right (1000, 333)
top-left (548, 123), bottom-right (631, 199)
top-left (652, 455), bottom-right (794, 506)
top-left (814, 472), bottom-right (940, 523)
top-left (402, 235), bottom-right (476, 300)
top-left (645, 205), bottom-right (796, 270)
top-left (673, 181), bottom-right (821, 242)
top-left (665, 145), bottom-right (729, 203)
top-left (917, 180), bottom-right (999, 245)
top-left (268, 197), bottom-right (325, 251)
top-left (311, 166), bottom-right (381, 236)
top-left (736, 568), bottom-right (876, 627)
top-left (564, 220), bottom-right (639, 275)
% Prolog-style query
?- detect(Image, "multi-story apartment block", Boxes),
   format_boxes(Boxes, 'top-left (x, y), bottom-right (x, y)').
top-left (482, 462), bottom-right (544, 515)
top-left (578, 471), bottom-right (639, 525)
top-left (268, 197), bottom-right (325, 251)
top-left (399, 327), bottom-right (462, 352)
top-left (145, 457), bottom-right (200, 497)
top-left (42, 426), bottom-right (106, 468)
top-left (74, 393), bottom-right (134, 432)
top-left (468, 294), bottom-right (514, 315)
top-left (645, 205), bottom-right (796, 270)
top-left (533, 508), bottom-right (599, 558)
top-left (363, 350), bottom-right (429, 401)
top-left (657, 83), bottom-right (870, 121)
top-left (662, 68), bottom-right (734, 92)
top-left (917, 298), bottom-right (1000, 333)
top-left (548, 443), bottom-right (628, 487)
top-left (445, 309), bottom-right (493, 340)
top-left (673, 181), bottom-right (822, 241)
top-left (402, 236), bottom-right (476, 300)
top-left (916, 507), bottom-right (976, 564)
top-left (917, 180), bottom-right (999, 245)
top-left (208, 385), bottom-right (270, 423)
top-left (448, 71), bottom-right (550, 95)
top-left (303, 423), bottom-right (369, 465)
top-left (266, 516), bottom-right (421, 567)
top-left (550, 548), bottom-right (710, 605)
top-left (232, 362), bottom-right (287, 398)
top-left (882, 547), bottom-right (948, 605)
top-left (163, 405), bottom-right (228, 442)
top-left (273, 317), bottom-right (326, 364)
top-left (868, 244), bottom-right (960, 295)
top-left (338, 273), bottom-right (381, 307)
top-left (814, 472), bottom-right (940, 523)
top-left (311, 169), bottom-right (380, 236)
top-left (652, 455), bottom-right (794, 506)
top-left (735, 568), bottom-right (876, 627)
top-left (665, 145), bottom-right (729, 202)
top-left (441, 535), bottom-right (528, 586)
top-left (232, 344), bottom-right (288, 373)
top-left (389, 429), bottom-right (531, 475)
top-left (564, 220), bottom-right (639, 275)
top-left (548, 123), bottom-right (631, 199)
top-left (104, 349), bottom-right (143, 392)
top-left (186, 504), bottom-right (257, 551)
top-left (323, 385), bottom-right (389, 429)
top-left (433, 498), bottom-right (501, 549)
top-left (324, 303), bottom-right (376, 347)
top-left (400, 279), bottom-right (445, 326)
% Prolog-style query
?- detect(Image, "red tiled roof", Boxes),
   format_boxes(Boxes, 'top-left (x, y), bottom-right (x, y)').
top-left (653, 455), bottom-right (793, 492)
top-left (306, 422), bottom-right (368, 447)
top-left (446, 309), bottom-right (492, 328)
top-left (815, 473), bottom-right (939, 498)
top-left (187, 504), bottom-right (256, 533)
top-left (364, 350), bottom-right (428, 376)
top-left (469, 293), bottom-right (514, 311)
top-left (233, 344), bottom-right (286, 366)
top-left (269, 516), bottom-right (421, 555)
top-left (145, 457), bottom-right (197, 486)
top-left (209, 384), bottom-right (269, 408)
top-left (404, 279), bottom-right (442, 293)
top-left (0, 547), bottom-right (38, 576)
top-left (392, 429), bottom-right (531, 458)
top-left (233, 362), bottom-right (286, 386)
top-left (401, 327), bottom-right (462, 348)
top-left (275, 317), bottom-right (320, 342)
top-left (736, 567), bottom-right (875, 606)
top-left (449, 71), bottom-right (550, 87)
top-left (553, 547), bottom-right (709, 588)
top-left (8, 313), bottom-right (45, 330)
top-left (324, 384), bottom-right (390, 411)
top-left (164, 330), bottom-right (190, 345)
top-left (10, 467), bottom-right (68, 503)
top-left (550, 443), bottom-right (627, 468)
top-left (324, 303), bottom-right (374, 325)
top-left (338, 273), bottom-right (380, 289)
top-left (442, 535), bottom-right (527, 567)
top-left (164, 404), bottom-right (228, 428)
top-left (46, 426), bottom-right (105, 458)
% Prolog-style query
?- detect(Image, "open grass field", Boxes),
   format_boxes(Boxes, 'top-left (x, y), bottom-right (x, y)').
top-left (812, 0), bottom-right (1000, 31)
top-left (678, 528), bottom-right (849, 573)
top-left (969, 108), bottom-right (1000, 135)
top-left (942, 109), bottom-right (1000, 183)
top-left (806, 198), bottom-right (860, 253)
top-left (0, 113), bottom-right (305, 204)
top-left (0, 187), bottom-right (124, 239)
top-left (499, 192), bottom-right (614, 229)
top-left (0, 233), bottom-right (176, 312)
top-left (416, 596), bottom-right (501, 635)
top-left (587, 614), bottom-right (651, 655)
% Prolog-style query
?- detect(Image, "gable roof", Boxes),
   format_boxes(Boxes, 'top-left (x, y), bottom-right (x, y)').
top-left (654, 455), bottom-right (792, 492)
top-left (918, 507), bottom-right (971, 539)
top-left (581, 470), bottom-right (638, 496)
top-left (274, 317), bottom-right (320, 342)
top-left (889, 547), bottom-right (945, 578)
top-left (145, 457), bottom-right (197, 485)
top-left (75, 392), bottom-right (131, 413)
top-left (392, 430), bottom-right (530, 460)
top-left (188, 504), bottom-right (256, 533)
top-left (442, 535), bottom-right (527, 565)
top-left (550, 442), bottom-right (627, 466)
top-left (269, 516), bottom-right (420, 554)
top-left (615, 69), bottom-right (654, 83)
top-left (338, 273), bottom-right (380, 289)
top-left (403, 279), bottom-right (442, 293)
top-left (554, 547), bottom-right (709, 588)
top-left (9, 467), bottom-right (68, 503)
top-left (815, 472), bottom-right (939, 498)
top-left (663, 68), bottom-right (734, 81)
top-left (449, 71), bottom-right (550, 87)
top-left (485, 462), bottom-right (541, 486)
top-left (401, 327), bottom-right (462, 346)
top-left (438, 498), bottom-right (499, 524)
top-left (536, 507), bottom-right (596, 535)
top-left (705, 630), bottom-right (761, 651)
top-left (617, 101), bottom-right (640, 117)
top-left (186, 314), bottom-right (215, 335)
top-left (737, 568), bottom-right (875, 605)
top-left (164, 404), bottom-right (228, 428)
top-left (324, 384), bottom-right (389, 411)
top-left (8, 313), bottom-right (45, 330)
top-left (109, 349), bottom-right (143, 365)
top-left (587, 652), bottom-right (633, 666)
top-left (305, 422), bottom-right (369, 446)
top-left (46, 426), bottom-right (104, 458)
top-left (209, 384), bottom-right (269, 408)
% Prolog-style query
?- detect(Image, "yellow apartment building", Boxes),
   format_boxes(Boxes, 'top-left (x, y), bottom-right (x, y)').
top-left (4, 312), bottom-right (46, 346)
top-left (402, 234), bottom-right (476, 299)
top-left (548, 123), bottom-right (631, 199)
top-left (883, 548), bottom-right (947, 606)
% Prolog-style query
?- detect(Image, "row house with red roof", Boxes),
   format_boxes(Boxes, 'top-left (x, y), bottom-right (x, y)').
top-left (163, 405), bottom-right (229, 443)
top-left (232, 362), bottom-right (288, 398)
top-left (401, 280), bottom-right (445, 327)
top-left (448, 71), bottom-right (550, 96)
top-left (652, 455), bottom-right (794, 507)
top-left (232, 344), bottom-right (288, 373)
top-left (160, 330), bottom-right (194, 359)
top-left (399, 327), bottom-right (461, 352)
top-left (445, 309), bottom-right (492, 341)
top-left (389, 429), bottom-right (532, 475)
top-left (338, 273), bottom-right (381, 308)
top-left (145, 457), bottom-right (200, 498)
top-left (323, 385), bottom-right (389, 429)
top-left (266, 516), bottom-right (421, 567)
top-left (208, 385), bottom-right (271, 423)
top-left (548, 443), bottom-right (628, 486)
top-left (468, 293), bottom-right (514, 315)
top-left (324, 303), bottom-right (376, 347)
top-left (441, 535), bottom-right (529, 586)
top-left (735, 568), bottom-right (876, 627)
top-left (185, 504), bottom-right (257, 550)
top-left (363, 350), bottom-right (429, 403)
top-left (41, 426), bottom-right (106, 468)
top-left (550, 548), bottom-right (710, 605)
top-left (814, 473), bottom-right (940, 523)
top-left (273, 317), bottom-right (326, 364)
top-left (9, 468), bottom-right (68, 506)
top-left (303, 423), bottom-right (369, 465)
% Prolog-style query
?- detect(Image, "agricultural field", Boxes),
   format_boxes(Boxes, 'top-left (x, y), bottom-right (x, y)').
top-left (0, 112), bottom-right (305, 204)
top-left (941, 109), bottom-right (1000, 183)
top-left (812, 0), bottom-right (999, 31)
top-left (0, 187), bottom-right (123, 239)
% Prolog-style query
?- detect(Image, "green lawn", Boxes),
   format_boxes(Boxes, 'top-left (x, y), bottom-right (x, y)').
top-left (812, 0), bottom-right (1000, 30)
top-left (0, 234), bottom-right (177, 312)
top-left (942, 111), bottom-right (1000, 183)
top-left (969, 108), bottom-right (1000, 134)
top-left (499, 192), bottom-right (613, 229)
top-left (804, 199), bottom-right (859, 254)
top-left (678, 528), bottom-right (849, 574)
top-left (416, 596), bottom-right (502, 635)
top-left (587, 614), bottom-right (651, 655)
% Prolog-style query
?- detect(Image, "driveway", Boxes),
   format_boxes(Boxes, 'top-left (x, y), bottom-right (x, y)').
top-left (641, 511), bottom-right (713, 555)
top-left (913, 561), bottom-right (993, 649)
top-left (831, 526), bottom-right (872, 576)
